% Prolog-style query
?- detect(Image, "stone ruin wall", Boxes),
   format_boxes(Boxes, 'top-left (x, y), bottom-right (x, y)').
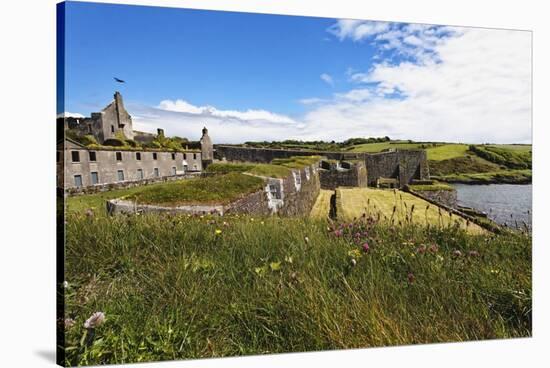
top-left (107, 162), bottom-right (320, 217)
top-left (216, 145), bottom-right (427, 188)
top-left (319, 161), bottom-right (368, 190)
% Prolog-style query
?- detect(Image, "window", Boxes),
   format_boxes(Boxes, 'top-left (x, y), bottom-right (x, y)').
top-left (74, 175), bottom-right (82, 187)
top-left (153, 152), bottom-right (157, 160)
top-left (172, 167), bottom-right (177, 175)
top-left (154, 168), bottom-right (159, 177)
top-left (193, 164), bottom-right (198, 170)
top-left (117, 170), bottom-right (125, 181)
top-left (71, 151), bottom-right (80, 162)
top-left (91, 172), bottom-right (99, 185)
top-left (171, 153), bottom-right (176, 160)
top-left (183, 165), bottom-right (188, 172)
top-left (136, 152), bottom-right (141, 161)
top-left (111, 125), bottom-right (115, 133)
top-left (137, 169), bottom-right (144, 179)
top-left (116, 152), bottom-right (122, 161)
top-left (183, 153), bottom-right (187, 160)
top-left (89, 151), bottom-right (96, 161)
top-left (193, 153), bottom-right (197, 160)
top-left (269, 184), bottom-right (281, 199)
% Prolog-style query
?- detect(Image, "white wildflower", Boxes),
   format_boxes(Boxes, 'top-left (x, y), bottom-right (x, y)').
top-left (84, 312), bottom-right (106, 329)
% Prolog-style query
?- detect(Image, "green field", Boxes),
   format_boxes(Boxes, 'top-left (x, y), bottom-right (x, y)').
top-left (124, 172), bottom-right (265, 206)
top-left (64, 203), bottom-right (531, 366)
top-left (337, 188), bottom-right (485, 234)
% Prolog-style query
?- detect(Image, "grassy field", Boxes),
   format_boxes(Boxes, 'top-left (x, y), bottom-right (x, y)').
top-left (124, 172), bottom-right (265, 206)
top-left (63, 206), bottom-right (531, 366)
top-left (432, 169), bottom-right (532, 184)
top-left (206, 156), bottom-right (320, 178)
top-left (337, 188), bottom-right (485, 234)
top-left (310, 189), bottom-right (333, 219)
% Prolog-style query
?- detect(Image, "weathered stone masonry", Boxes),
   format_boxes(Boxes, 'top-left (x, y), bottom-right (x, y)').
top-left (107, 162), bottom-right (321, 217)
top-left (215, 145), bottom-right (428, 188)
top-left (59, 138), bottom-right (202, 190)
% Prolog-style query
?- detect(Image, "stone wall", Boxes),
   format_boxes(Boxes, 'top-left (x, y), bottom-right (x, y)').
top-left (107, 162), bottom-right (321, 217)
top-left (319, 161), bottom-right (368, 189)
top-left (60, 141), bottom-right (202, 190)
top-left (410, 188), bottom-right (458, 209)
top-left (364, 150), bottom-right (427, 187)
top-left (68, 173), bottom-right (200, 196)
top-left (277, 164), bottom-right (321, 216)
top-left (215, 145), bottom-right (427, 188)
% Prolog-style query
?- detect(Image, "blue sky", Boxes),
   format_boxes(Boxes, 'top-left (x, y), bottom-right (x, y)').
top-left (60, 1), bottom-right (532, 143)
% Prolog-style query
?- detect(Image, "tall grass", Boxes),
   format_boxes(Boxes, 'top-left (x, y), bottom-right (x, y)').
top-left (63, 211), bottom-right (531, 366)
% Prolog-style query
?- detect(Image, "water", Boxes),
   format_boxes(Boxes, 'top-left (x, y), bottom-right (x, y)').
top-left (452, 184), bottom-right (532, 229)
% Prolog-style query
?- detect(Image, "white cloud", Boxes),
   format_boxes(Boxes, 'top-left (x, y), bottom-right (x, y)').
top-left (158, 99), bottom-right (297, 124)
top-left (328, 19), bottom-right (391, 41)
top-left (320, 73), bottom-right (334, 86)
top-left (300, 27), bottom-right (532, 143)
top-left (57, 111), bottom-right (84, 118)
top-left (128, 100), bottom-right (304, 144)
top-left (130, 25), bottom-right (531, 145)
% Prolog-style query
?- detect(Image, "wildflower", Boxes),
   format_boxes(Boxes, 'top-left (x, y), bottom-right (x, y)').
top-left (215, 229), bottom-right (222, 235)
top-left (63, 281), bottom-right (69, 289)
top-left (416, 245), bottom-right (427, 254)
top-left (490, 269), bottom-right (500, 274)
top-left (350, 258), bottom-right (357, 267)
top-left (285, 255), bottom-right (293, 264)
top-left (428, 244), bottom-right (439, 253)
top-left (260, 221), bottom-right (265, 225)
top-left (84, 312), bottom-right (105, 329)
top-left (468, 250), bottom-right (480, 257)
top-left (304, 236), bottom-right (310, 244)
top-left (452, 249), bottom-right (462, 258)
top-left (64, 318), bottom-right (75, 329)
top-left (334, 229), bottom-right (343, 237)
top-left (223, 221), bottom-right (229, 227)
top-left (362, 242), bottom-right (370, 253)
top-left (407, 273), bottom-right (415, 284)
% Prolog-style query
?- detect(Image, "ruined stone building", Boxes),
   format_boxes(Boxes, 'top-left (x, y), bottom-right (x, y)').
top-left (59, 92), bottom-right (214, 191)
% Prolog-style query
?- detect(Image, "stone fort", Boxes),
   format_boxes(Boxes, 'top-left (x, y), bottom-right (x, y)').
top-left (60, 92), bottom-right (429, 192)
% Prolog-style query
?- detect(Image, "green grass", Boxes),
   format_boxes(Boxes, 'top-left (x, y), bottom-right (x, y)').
top-left (408, 182), bottom-right (454, 191)
top-left (433, 169), bottom-right (532, 184)
top-left (346, 141), bottom-right (426, 153)
top-left (337, 188), bottom-right (485, 234)
top-left (310, 189), bottom-right (333, 218)
top-left (64, 211), bottom-right (531, 366)
top-left (206, 156), bottom-right (320, 179)
top-left (426, 144), bottom-right (469, 161)
top-left (428, 155), bottom-right (501, 176)
top-left (470, 146), bottom-right (531, 169)
top-left (124, 172), bottom-right (265, 206)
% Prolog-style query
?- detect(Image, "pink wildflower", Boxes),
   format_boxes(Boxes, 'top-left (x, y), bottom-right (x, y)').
top-left (407, 273), bottom-right (415, 284)
top-left (362, 242), bottom-right (370, 253)
top-left (84, 312), bottom-right (106, 329)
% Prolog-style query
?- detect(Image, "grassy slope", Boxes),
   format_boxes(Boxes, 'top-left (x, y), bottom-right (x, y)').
top-left (310, 189), bottom-right (333, 219)
top-left (64, 211), bottom-right (531, 366)
top-left (206, 156), bottom-right (320, 179)
top-left (124, 172), bottom-right (265, 206)
top-left (337, 188), bottom-right (485, 234)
